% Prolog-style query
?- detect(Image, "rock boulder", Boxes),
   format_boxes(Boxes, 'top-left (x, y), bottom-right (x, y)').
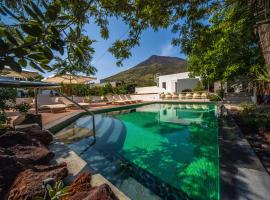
top-left (0, 152), bottom-right (24, 199)
top-left (61, 173), bottom-right (119, 200)
top-left (27, 129), bottom-right (53, 146)
top-left (6, 162), bottom-right (68, 200)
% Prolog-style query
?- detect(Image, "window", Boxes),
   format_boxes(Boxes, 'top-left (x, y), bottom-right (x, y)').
top-left (162, 82), bottom-right (166, 89)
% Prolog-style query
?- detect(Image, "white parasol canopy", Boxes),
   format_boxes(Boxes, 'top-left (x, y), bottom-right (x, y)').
top-left (43, 74), bottom-right (96, 84)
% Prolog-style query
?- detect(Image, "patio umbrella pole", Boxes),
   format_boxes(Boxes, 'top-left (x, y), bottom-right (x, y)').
top-left (34, 88), bottom-right (38, 115)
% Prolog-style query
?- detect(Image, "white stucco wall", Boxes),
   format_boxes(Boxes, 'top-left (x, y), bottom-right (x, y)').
top-left (158, 72), bottom-right (200, 93)
top-left (135, 72), bottom-right (201, 94)
top-left (130, 94), bottom-right (159, 101)
top-left (135, 86), bottom-right (164, 94)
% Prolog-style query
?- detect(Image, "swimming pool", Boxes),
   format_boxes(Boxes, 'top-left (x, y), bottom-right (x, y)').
top-left (56, 103), bottom-right (219, 200)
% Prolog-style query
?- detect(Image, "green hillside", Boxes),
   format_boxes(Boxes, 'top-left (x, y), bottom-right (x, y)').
top-left (102, 55), bottom-right (187, 86)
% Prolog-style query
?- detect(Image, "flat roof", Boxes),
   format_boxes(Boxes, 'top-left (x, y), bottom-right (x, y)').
top-left (0, 79), bottom-right (59, 88)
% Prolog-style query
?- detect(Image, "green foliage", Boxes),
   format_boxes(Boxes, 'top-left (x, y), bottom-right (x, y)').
top-left (1, 0), bottom-right (267, 81)
top-left (239, 103), bottom-right (257, 113)
top-left (0, 0), bottom-right (99, 74)
top-left (15, 102), bottom-right (31, 114)
top-left (28, 74), bottom-right (44, 81)
top-left (47, 180), bottom-right (68, 200)
top-left (0, 112), bottom-right (7, 126)
top-left (238, 104), bottom-right (270, 131)
top-left (207, 93), bottom-right (221, 102)
top-left (185, 1), bottom-right (266, 83)
top-left (1, 0), bottom-right (188, 72)
top-left (0, 88), bottom-right (17, 112)
top-left (0, 1), bottom-right (64, 72)
top-left (62, 82), bottom-right (135, 97)
top-left (34, 180), bottom-right (68, 200)
top-left (0, 88), bottom-right (16, 125)
top-left (193, 82), bottom-right (205, 92)
top-left (182, 89), bottom-right (192, 93)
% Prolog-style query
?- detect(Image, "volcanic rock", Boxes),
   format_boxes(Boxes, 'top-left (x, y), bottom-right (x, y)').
top-left (0, 153), bottom-right (24, 199)
top-left (6, 162), bottom-right (68, 200)
top-left (64, 185), bottom-right (117, 200)
top-left (0, 131), bottom-right (54, 165)
top-left (9, 144), bottom-right (54, 165)
top-left (61, 173), bottom-right (119, 200)
top-left (0, 131), bottom-right (33, 148)
top-left (61, 172), bottom-right (92, 200)
top-left (27, 129), bottom-right (53, 146)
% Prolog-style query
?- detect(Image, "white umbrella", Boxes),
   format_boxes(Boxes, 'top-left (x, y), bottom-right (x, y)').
top-left (43, 74), bottom-right (96, 97)
top-left (43, 74), bottom-right (96, 84)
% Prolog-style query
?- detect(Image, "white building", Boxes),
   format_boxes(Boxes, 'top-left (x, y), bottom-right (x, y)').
top-left (157, 72), bottom-right (200, 93)
top-left (135, 72), bottom-right (200, 94)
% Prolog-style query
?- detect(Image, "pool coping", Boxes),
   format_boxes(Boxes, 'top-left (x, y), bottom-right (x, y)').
top-left (219, 107), bottom-right (270, 200)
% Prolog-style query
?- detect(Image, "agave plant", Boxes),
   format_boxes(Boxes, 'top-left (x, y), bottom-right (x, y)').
top-left (34, 180), bottom-right (69, 200)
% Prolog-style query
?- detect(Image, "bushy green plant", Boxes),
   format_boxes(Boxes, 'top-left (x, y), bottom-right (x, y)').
top-left (239, 103), bottom-right (257, 113)
top-left (238, 104), bottom-right (270, 131)
top-left (15, 102), bottom-right (31, 114)
top-left (0, 88), bottom-right (17, 125)
top-left (34, 180), bottom-right (68, 200)
top-left (193, 82), bottom-right (204, 91)
top-left (60, 82), bottom-right (136, 97)
top-left (182, 89), bottom-right (192, 92)
top-left (207, 94), bottom-right (221, 101)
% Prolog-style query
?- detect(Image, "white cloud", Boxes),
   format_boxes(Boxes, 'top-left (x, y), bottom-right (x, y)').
top-left (161, 43), bottom-right (177, 56)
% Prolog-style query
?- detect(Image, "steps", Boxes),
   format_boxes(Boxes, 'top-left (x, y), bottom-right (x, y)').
top-left (224, 92), bottom-right (252, 104)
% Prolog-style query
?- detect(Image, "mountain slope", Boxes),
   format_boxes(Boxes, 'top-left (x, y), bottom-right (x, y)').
top-left (102, 55), bottom-right (187, 86)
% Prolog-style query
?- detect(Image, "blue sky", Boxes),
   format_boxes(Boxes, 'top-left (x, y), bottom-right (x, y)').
top-left (21, 17), bottom-right (185, 79)
top-left (78, 17), bottom-right (186, 80)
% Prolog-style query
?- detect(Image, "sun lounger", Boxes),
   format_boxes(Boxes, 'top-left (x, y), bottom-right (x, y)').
top-left (201, 92), bottom-right (208, 99)
top-left (106, 95), bottom-right (126, 105)
top-left (89, 96), bottom-right (104, 102)
top-left (160, 93), bottom-right (165, 99)
top-left (119, 94), bottom-right (136, 103)
top-left (59, 97), bottom-right (89, 108)
top-left (165, 93), bottom-right (172, 99)
top-left (185, 93), bottom-right (193, 99)
top-left (125, 94), bottom-right (142, 103)
top-left (172, 93), bottom-right (178, 99)
top-left (114, 95), bottom-right (130, 104)
top-left (193, 93), bottom-right (201, 99)
top-left (37, 94), bottom-right (67, 113)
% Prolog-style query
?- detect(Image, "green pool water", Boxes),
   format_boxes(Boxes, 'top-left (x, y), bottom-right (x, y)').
top-left (58, 103), bottom-right (219, 200)
top-left (113, 104), bottom-right (219, 200)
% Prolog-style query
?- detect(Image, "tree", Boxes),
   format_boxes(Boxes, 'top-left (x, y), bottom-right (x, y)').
top-left (0, 0), bottom-right (101, 75)
top-left (186, 1), bottom-right (265, 85)
top-left (1, 0), bottom-right (268, 80)
top-left (1, 0), bottom-right (219, 72)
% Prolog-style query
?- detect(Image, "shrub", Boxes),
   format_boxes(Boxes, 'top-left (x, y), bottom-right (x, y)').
top-left (15, 102), bottom-right (31, 114)
top-left (239, 103), bottom-right (257, 113)
top-left (182, 89), bottom-right (192, 92)
top-left (0, 88), bottom-right (17, 125)
top-left (193, 82), bottom-right (205, 91)
top-left (208, 93), bottom-right (221, 101)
